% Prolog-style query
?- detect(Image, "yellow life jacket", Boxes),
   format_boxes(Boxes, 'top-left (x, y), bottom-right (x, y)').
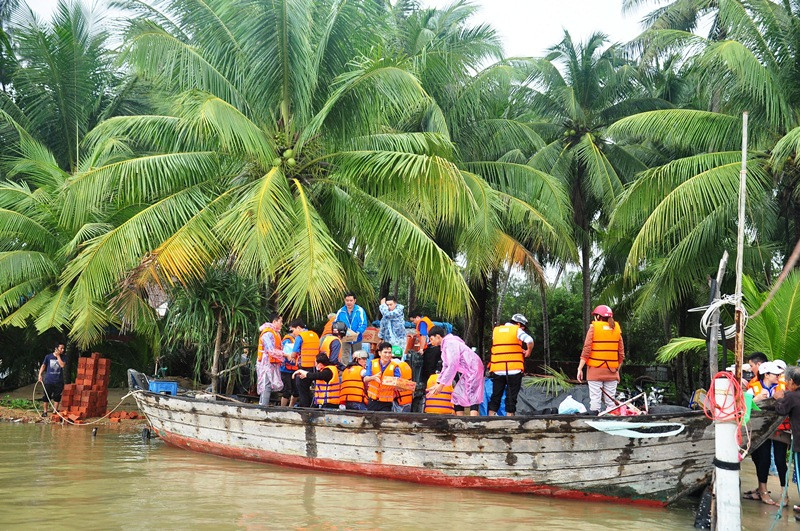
top-left (298, 330), bottom-right (320, 369)
top-left (395, 361), bottom-right (413, 406)
top-left (340, 365), bottom-right (367, 404)
top-left (587, 321), bottom-right (621, 370)
top-left (424, 374), bottom-right (454, 415)
top-left (313, 365), bottom-right (340, 406)
top-left (490, 324), bottom-right (524, 373)
top-left (367, 359), bottom-right (399, 402)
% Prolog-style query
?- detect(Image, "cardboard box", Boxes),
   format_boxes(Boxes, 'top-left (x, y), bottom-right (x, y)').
top-left (381, 376), bottom-right (416, 391)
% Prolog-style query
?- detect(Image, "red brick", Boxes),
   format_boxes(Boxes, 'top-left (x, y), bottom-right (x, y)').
top-left (110, 417), bottom-right (121, 423)
top-left (91, 352), bottom-right (101, 359)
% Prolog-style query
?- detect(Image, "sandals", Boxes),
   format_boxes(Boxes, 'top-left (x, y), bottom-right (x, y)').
top-left (743, 490), bottom-right (777, 505)
top-left (742, 490), bottom-right (761, 500)
top-left (758, 491), bottom-right (778, 506)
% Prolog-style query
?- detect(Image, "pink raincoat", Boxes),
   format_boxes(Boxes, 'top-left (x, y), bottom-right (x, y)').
top-left (256, 323), bottom-right (284, 395)
top-left (439, 334), bottom-right (485, 407)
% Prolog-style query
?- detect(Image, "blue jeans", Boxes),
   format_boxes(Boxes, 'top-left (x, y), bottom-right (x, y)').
top-left (345, 401), bottom-right (367, 411)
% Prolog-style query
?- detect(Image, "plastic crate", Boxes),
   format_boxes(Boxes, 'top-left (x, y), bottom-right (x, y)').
top-left (149, 380), bottom-right (178, 396)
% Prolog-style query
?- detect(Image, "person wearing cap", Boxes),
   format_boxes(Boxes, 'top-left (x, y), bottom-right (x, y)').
top-left (488, 314), bottom-right (534, 416)
top-left (427, 326), bottom-right (484, 416)
top-left (577, 305), bottom-right (625, 412)
top-left (744, 361), bottom-right (788, 505)
top-left (341, 350), bottom-right (369, 410)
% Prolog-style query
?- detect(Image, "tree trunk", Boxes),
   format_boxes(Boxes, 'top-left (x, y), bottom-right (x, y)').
top-left (494, 261), bottom-right (513, 325)
top-left (211, 311), bottom-right (224, 395)
top-left (466, 274), bottom-right (490, 359)
top-left (408, 278), bottom-right (417, 311)
top-left (581, 238), bottom-right (592, 332)
top-left (379, 277), bottom-right (391, 301)
top-left (539, 280), bottom-right (551, 367)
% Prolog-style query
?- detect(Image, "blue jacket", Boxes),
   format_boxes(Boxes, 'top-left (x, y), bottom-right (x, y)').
top-left (378, 303), bottom-right (406, 345)
top-left (335, 304), bottom-right (368, 342)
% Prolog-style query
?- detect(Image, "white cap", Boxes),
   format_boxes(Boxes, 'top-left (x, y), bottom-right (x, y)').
top-left (353, 350), bottom-right (369, 359)
top-left (729, 363), bottom-right (751, 372)
top-left (774, 359), bottom-right (787, 370)
top-left (759, 361), bottom-right (783, 375)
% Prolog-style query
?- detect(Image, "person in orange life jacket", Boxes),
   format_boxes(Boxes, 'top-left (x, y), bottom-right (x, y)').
top-left (488, 314), bottom-right (533, 416)
top-left (319, 320), bottom-right (346, 369)
top-left (288, 319), bottom-right (321, 408)
top-left (256, 313), bottom-right (284, 407)
top-left (775, 367), bottom-right (800, 513)
top-left (746, 352), bottom-right (768, 386)
top-left (279, 334), bottom-right (299, 407)
top-left (392, 345), bottom-right (413, 413)
top-left (427, 326), bottom-right (485, 416)
top-left (321, 313), bottom-right (337, 337)
top-left (576, 305), bottom-right (625, 412)
top-left (294, 354), bottom-right (340, 409)
top-left (363, 342), bottom-right (402, 412)
top-left (341, 350), bottom-right (369, 410)
top-left (409, 310), bottom-right (434, 351)
top-left (424, 370), bottom-right (455, 415)
top-left (335, 291), bottom-right (368, 365)
top-left (744, 361), bottom-right (788, 506)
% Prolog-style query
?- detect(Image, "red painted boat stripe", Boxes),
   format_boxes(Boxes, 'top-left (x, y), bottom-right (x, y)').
top-left (156, 428), bottom-right (666, 508)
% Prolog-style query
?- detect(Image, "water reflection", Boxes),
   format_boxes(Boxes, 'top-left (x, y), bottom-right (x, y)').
top-left (0, 423), bottom-right (789, 530)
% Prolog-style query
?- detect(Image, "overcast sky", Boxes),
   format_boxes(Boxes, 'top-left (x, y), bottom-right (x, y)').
top-left (28, 0), bottom-right (649, 57)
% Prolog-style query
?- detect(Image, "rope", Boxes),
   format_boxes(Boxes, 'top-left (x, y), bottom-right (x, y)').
top-left (704, 371), bottom-right (751, 458)
top-left (768, 436), bottom-right (796, 531)
top-left (751, 236), bottom-right (800, 319)
top-left (692, 294), bottom-right (747, 340)
top-left (32, 380), bottom-right (142, 426)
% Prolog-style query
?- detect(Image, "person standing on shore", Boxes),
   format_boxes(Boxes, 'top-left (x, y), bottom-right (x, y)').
top-left (576, 305), bottom-right (625, 412)
top-left (38, 343), bottom-right (66, 417)
top-left (335, 292), bottom-right (368, 366)
top-left (426, 327), bottom-right (484, 416)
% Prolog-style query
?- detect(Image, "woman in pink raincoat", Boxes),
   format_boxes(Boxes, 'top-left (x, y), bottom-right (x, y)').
top-left (256, 313), bottom-right (284, 406)
top-left (426, 326), bottom-right (484, 416)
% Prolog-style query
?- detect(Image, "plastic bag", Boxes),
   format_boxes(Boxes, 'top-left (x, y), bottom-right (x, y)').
top-left (558, 395), bottom-right (587, 415)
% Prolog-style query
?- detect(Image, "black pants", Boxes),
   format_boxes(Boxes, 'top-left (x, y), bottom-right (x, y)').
top-left (751, 438), bottom-right (788, 486)
top-left (295, 375), bottom-right (313, 407)
top-left (488, 372), bottom-right (523, 413)
top-left (280, 372), bottom-right (298, 398)
top-left (367, 399), bottom-right (393, 412)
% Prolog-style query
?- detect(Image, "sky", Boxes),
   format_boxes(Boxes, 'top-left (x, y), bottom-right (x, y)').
top-left (27, 0), bottom-right (650, 57)
top-left (419, 0), bottom-right (649, 57)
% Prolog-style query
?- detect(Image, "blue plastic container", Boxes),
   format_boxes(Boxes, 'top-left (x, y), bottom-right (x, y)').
top-left (149, 380), bottom-right (178, 396)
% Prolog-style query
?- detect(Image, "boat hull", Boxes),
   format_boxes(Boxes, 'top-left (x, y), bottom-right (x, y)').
top-left (132, 389), bottom-right (780, 507)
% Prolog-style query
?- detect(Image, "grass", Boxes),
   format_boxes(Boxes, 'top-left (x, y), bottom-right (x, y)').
top-left (0, 395), bottom-right (38, 410)
top-left (523, 366), bottom-right (574, 397)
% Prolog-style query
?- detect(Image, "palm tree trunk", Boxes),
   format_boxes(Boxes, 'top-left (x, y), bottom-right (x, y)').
top-left (581, 238), bottom-right (591, 332)
top-left (494, 261), bottom-right (513, 325)
top-left (379, 277), bottom-right (391, 300)
top-left (539, 281), bottom-right (551, 367)
top-left (408, 278), bottom-right (417, 311)
top-left (211, 311), bottom-right (224, 394)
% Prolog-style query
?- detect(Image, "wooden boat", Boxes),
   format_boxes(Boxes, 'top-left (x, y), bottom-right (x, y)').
top-left (128, 370), bottom-right (780, 507)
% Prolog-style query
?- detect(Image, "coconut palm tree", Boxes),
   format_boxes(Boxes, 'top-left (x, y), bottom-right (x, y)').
top-left (525, 30), bottom-right (671, 331)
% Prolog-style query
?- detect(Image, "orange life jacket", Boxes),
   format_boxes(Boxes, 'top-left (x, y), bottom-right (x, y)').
top-left (395, 360), bottom-right (413, 406)
top-left (282, 334), bottom-right (298, 371)
top-left (313, 365), bottom-right (340, 406)
top-left (321, 317), bottom-right (335, 337)
top-left (298, 330), bottom-right (320, 369)
top-left (424, 374), bottom-right (454, 415)
top-left (490, 324), bottom-right (524, 373)
top-left (340, 364), bottom-right (367, 404)
top-left (749, 379), bottom-right (790, 432)
top-left (587, 320), bottom-right (621, 370)
top-left (416, 317), bottom-right (434, 350)
top-left (367, 359), bottom-right (399, 402)
top-left (257, 327), bottom-right (282, 364)
top-left (319, 335), bottom-right (341, 358)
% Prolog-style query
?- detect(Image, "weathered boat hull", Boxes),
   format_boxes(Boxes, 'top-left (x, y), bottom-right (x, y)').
top-left (131, 383), bottom-right (781, 507)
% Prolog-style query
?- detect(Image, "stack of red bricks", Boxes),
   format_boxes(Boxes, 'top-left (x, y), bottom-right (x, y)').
top-left (59, 353), bottom-right (110, 420)
top-left (108, 411), bottom-right (140, 423)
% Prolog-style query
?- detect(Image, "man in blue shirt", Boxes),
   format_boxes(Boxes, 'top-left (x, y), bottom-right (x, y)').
top-left (38, 343), bottom-right (66, 417)
top-left (335, 291), bottom-right (368, 366)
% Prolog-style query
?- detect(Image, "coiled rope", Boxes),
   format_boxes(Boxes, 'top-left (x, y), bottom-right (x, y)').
top-left (32, 380), bottom-right (142, 426)
top-left (703, 371), bottom-right (751, 458)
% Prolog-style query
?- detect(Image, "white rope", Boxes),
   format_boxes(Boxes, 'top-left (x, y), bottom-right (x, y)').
top-left (32, 380), bottom-right (143, 426)
top-left (690, 293), bottom-right (748, 340)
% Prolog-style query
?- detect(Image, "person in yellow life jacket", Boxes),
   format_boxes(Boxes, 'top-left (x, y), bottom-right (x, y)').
top-left (744, 361), bottom-right (788, 505)
top-left (392, 345), bottom-right (413, 413)
top-left (488, 314), bottom-right (533, 416)
top-left (321, 313), bottom-right (337, 337)
top-left (424, 373), bottom-right (454, 415)
top-left (409, 311), bottom-right (434, 351)
top-left (288, 318), bottom-right (321, 408)
top-left (341, 350), bottom-right (369, 410)
top-left (319, 321), bottom-right (346, 369)
top-left (363, 342), bottom-right (401, 412)
top-left (256, 313), bottom-right (284, 407)
top-left (279, 334), bottom-right (299, 407)
top-left (576, 305), bottom-right (625, 412)
top-left (294, 354), bottom-right (340, 409)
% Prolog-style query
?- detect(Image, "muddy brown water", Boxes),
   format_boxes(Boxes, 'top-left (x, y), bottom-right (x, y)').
top-left (0, 422), bottom-right (794, 529)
